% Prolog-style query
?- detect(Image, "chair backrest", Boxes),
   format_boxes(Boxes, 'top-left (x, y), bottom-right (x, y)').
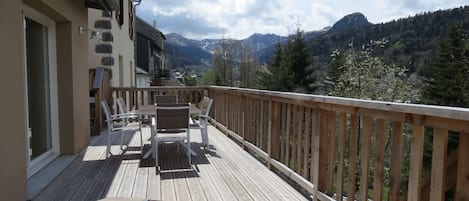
top-left (204, 98), bottom-right (213, 116)
top-left (100, 100), bottom-right (113, 130)
top-left (199, 97), bottom-right (214, 116)
top-left (116, 97), bottom-right (127, 114)
top-left (155, 103), bottom-right (190, 130)
top-left (154, 95), bottom-right (178, 104)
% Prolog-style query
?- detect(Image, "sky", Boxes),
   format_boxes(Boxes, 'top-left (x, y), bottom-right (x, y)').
top-left (136, 0), bottom-right (468, 40)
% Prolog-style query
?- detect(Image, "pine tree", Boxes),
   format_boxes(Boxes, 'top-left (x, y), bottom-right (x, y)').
top-left (421, 24), bottom-right (469, 107)
top-left (284, 28), bottom-right (315, 92)
top-left (257, 42), bottom-right (294, 91)
top-left (257, 28), bottom-right (315, 92)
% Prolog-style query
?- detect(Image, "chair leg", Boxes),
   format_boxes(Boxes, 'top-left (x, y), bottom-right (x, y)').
top-left (139, 128), bottom-right (144, 156)
top-left (201, 127), bottom-right (208, 148)
top-left (188, 129), bottom-right (191, 165)
top-left (155, 140), bottom-right (159, 173)
top-left (187, 140), bottom-right (191, 165)
top-left (106, 132), bottom-right (112, 158)
top-left (120, 133), bottom-right (126, 151)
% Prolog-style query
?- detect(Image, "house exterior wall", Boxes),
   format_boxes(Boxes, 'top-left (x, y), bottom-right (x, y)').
top-left (0, 0), bottom-right (89, 199)
top-left (0, 1), bottom-right (28, 200)
top-left (88, 0), bottom-right (135, 87)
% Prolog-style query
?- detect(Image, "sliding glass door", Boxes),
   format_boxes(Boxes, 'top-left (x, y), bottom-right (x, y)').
top-left (23, 5), bottom-right (59, 177)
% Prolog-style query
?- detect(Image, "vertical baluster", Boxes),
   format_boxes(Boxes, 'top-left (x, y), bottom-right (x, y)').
top-left (326, 111), bottom-right (336, 194)
top-left (373, 119), bottom-right (387, 201)
top-left (456, 133), bottom-right (469, 200)
top-left (336, 113), bottom-right (347, 201)
top-left (285, 104), bottom-right (291, 167)
top-left (390, 122), bottom-right (404, 201)
top-left (291, 105), bottom-right (298, 170)
top-left (280, 103), bottom-right (287, 164)
top-left (429, 128), bottom-right (448, 201)
top-left (271, 101), bottom-right (280, 160)
top-left (302, 107), bottom-right (312, 178)
top-left (296, 106), bottom-right (304, 173)
top-left (348, 114), bottom-right (359, 200)
top-left (258, 100), bottom-right (263, 148)
top-left (407, 124), bottom-right (424, 201)
top-left (318, 109), bottom-right (329, 192)
top-left (359, 116), bottom-right (372, 201)
top-left (267, 100), bottom-right (273, 169)
top-left (312, 106), bottom-right (321, 201)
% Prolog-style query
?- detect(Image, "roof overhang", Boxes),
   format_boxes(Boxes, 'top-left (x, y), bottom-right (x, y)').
top-left (85, 0), bottom-right (118, 14)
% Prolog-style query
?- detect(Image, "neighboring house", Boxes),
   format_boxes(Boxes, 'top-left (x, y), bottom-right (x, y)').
top-left (0, 1), bottom-right (115, 200)
top-left (136, 17), bottom-right (166, 86)
top-left (88, 0), bottom-right (136, 87)
top-left (136, 67), bottom-right (152, 87)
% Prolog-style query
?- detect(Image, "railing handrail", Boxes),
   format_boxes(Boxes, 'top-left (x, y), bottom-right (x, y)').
top-left (112, 86), bottom-right (207, 90)
top-left (206, 85), bottom-right (469, 121)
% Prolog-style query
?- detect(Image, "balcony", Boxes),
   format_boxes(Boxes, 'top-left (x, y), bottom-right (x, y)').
top-left (36, 86), bottom-right (469, 200)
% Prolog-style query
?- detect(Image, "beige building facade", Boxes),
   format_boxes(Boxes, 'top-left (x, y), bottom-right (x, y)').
top-left (0, 0), bottom-right (93, 200)
top-left (88, 0), bottom-right (135, 87)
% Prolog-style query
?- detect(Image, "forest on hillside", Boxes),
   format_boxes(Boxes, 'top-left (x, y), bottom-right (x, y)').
top-left (308, 6), bottom-right (469, 76)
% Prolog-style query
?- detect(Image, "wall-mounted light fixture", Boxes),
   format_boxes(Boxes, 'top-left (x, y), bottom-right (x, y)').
top-left (79, 26), bottom-right (102, 40)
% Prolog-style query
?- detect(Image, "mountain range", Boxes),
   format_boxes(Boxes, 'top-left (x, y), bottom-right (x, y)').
top-left (164, 12), bottom-right (371, 71)
top-left (164, 6), bottom-right (469, 75)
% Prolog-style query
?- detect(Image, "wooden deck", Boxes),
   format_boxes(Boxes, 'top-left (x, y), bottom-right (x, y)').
top-left (33, 125), bottom-right (309, 201)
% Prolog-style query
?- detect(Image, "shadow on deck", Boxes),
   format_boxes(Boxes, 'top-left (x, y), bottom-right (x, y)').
top-left (32, 125), bottom-right (309, 201)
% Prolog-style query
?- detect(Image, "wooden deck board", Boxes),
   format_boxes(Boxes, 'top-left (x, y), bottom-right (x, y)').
top-left (208, 126), bottom-right (306, 201)
top-left (191, 145), bottom-right (225, 201)
top-left (33, 125), bottom-right (309, 201)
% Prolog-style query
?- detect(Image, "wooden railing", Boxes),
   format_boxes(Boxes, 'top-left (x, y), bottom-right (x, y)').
top-left (111, 86), bottom-right (469, 201)
top-left (206, 86), bottom-right (469, 201)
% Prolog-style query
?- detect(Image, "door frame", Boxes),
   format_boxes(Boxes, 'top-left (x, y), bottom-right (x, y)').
top-left (22, 4), bottom-right (60, 178)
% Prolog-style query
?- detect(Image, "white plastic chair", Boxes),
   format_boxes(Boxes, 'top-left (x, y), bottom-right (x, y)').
top-left (116, 97), bottom-right (139, 125)
top-left (101, 100), bottom-right (143, 158)
top-left (191, 97), bottom-right (213, 148)
top-left (152, 103), bottom-right (191, 173)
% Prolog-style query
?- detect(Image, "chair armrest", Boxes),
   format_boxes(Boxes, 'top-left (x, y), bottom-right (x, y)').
top-left (197, 114), bottom-right (210, 119)
top-left (107, 115), bottom-right (134, 122)
top-left (111, 113), bottom-right (138, 119)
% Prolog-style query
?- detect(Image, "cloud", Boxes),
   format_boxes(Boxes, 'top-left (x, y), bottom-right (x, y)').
top-left (136, 0), bottom-right (468, 40)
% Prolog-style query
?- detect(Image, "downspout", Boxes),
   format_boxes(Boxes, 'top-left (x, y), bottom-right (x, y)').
top-left (132, 0), bottom-right (142, 87)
